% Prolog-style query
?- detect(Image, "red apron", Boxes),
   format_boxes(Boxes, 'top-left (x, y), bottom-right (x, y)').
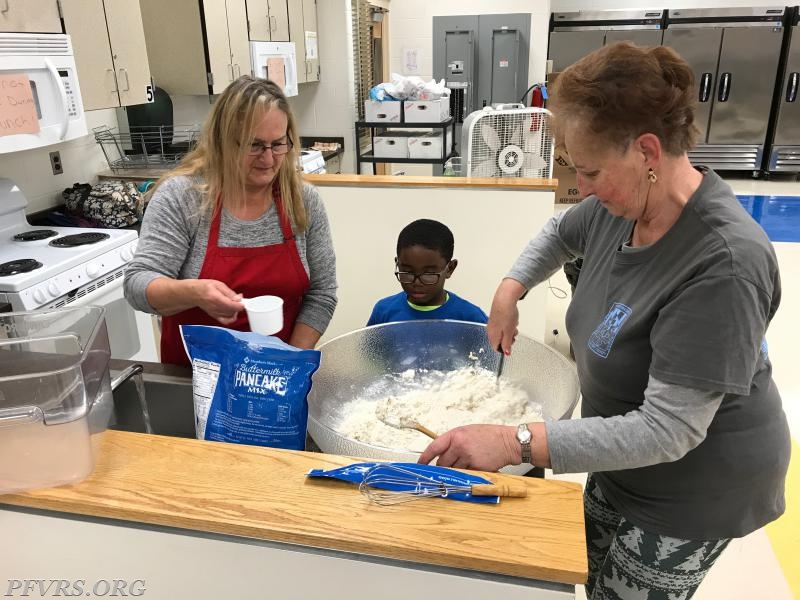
top-left (160, 185), bottom-right (310, 365)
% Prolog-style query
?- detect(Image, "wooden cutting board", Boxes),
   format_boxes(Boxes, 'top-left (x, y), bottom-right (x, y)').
top-left (0, 430), bottom-right (587, 585)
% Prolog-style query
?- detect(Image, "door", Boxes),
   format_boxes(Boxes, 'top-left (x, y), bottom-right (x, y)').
top-left (488, 29), bottom-right (521, 105)
top-left (287, 0), bottom-right (306, 83)
top-left (0, 0), bottom-right (61, 33)
top-left (247, 0), bottom-right (271, 41)
top-left (104, 0), bottom-right (152, 107)
top-left (773, 25), bottom-right (800, 145)
top-left (61, 0), bottom-right (118, 111)
top-left (227, 0), bottom-right (252, 79)
top-left (548, 31), bottom-right (605, 71)
top-left (301, 0), bottom-right (319, 82)
top-left (203, 0), bottom-right (234, 94)
top-left (605, 29), bottom-right (663, 46)
top-left (709, 27), bottom-right (783, 145)
top-left (662, 28), bottom-right (722, 143)
top-left (268, 0), bottom-right (290, 41)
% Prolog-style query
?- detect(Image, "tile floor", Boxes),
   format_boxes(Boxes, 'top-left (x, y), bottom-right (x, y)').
top-left (544, 175), bottom-right (799, 600)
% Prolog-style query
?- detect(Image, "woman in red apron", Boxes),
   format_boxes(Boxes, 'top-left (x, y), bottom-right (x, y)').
top-left (123, 77), bottom-right (338, 365)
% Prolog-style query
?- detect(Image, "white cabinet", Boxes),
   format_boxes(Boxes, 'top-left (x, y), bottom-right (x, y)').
top-left (247, 0), bottom-right (290, 42)
top-left (141, 0), bottom-right (251, 96)
top-left (61, 0), bottom-right (153, 111)
top-left (0, 0), bottom-right (61, 33)
top-left (288, 0), bottom-right (319, 83)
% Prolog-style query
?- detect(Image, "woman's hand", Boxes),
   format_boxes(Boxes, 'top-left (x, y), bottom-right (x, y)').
top-left (417, 424), bottom-right (521, 472)
top-left (191, 279), bottom-right (245, 324)
top-left (487, 278), bottom-right (526, 355)
top-left (145, 277), bottom-right (244, 324)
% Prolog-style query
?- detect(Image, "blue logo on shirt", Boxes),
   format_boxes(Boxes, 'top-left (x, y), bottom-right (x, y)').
top-left (588, 303), bottom-right (632, 358)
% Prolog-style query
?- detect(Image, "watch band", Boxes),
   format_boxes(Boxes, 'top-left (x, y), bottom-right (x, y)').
top-left (517, 423), bottom-right (532, 464)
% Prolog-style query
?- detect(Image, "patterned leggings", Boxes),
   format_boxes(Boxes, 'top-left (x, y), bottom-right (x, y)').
top-left (583, 475), bottom-right (731, 600)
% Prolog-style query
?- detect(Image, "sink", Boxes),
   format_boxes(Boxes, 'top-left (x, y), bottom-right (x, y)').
top-left (109, 369), bottom-right (195, 438)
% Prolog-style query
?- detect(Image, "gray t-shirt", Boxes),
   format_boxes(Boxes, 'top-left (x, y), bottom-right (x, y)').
top-left (124, 175), bottom-right (338, 335)
top-left (509, 168), bottom-right (789, 539)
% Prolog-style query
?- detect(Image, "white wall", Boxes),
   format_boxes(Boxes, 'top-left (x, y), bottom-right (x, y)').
top-left (389, 0), bottom-right (552, 85)
top-left (0, 109), bottom-right (117, 215)
top-left (316, 181), bottom-right (555, 344)
top-left (288, 0), bottom-right (358, 174)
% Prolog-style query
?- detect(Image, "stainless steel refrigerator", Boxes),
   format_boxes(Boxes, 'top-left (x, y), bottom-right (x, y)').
top-left (767, 7), bottom-right (800, 172)
top-left (548, 9), bottom-right (666, 72)
top-left (664, 7), bottom-right (785, 174)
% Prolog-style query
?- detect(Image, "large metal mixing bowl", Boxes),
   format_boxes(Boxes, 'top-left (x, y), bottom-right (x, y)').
top-left (307, 320), bottom-right (579, 474)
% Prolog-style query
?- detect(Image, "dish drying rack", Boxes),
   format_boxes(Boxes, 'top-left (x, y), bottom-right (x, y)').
top-left (93, 125), bottom-right (201, 173)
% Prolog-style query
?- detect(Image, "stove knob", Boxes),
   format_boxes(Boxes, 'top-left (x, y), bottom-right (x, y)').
top-left (47, 282), bottom-right (61, 297)
top-left (120, 246), bottom-right (134, 261)
top-left (33, 289), bottom-right (47, 304)
top-left (86, 263), bottom-right (100, 278)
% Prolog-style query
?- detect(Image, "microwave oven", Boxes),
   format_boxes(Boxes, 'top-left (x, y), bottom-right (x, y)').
top-left (250, 41), bottom-right (298, 97)
top-left (0, 33), bottom-right (88, 153)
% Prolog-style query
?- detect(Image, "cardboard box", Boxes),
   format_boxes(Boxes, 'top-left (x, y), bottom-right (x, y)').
top-left (365, 100), bottom-right (403, 123)
top-left (553, 149), bottom-right (583, 205)
top-left (408, 130), bottom-right (454, 159)
top-left (404, 98), bottom-right (450, 123)
top-left (373, 131), bottom-right (413, 159)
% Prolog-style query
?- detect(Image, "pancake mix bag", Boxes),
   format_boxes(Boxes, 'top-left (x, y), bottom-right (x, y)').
top-left (180, 325), bottom-right (320, 450)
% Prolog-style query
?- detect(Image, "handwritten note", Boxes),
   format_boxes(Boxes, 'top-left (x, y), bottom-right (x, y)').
top-left (266, 58), bottom-right (286, 90)
top-left (0, 74), bottom-right (40, 137)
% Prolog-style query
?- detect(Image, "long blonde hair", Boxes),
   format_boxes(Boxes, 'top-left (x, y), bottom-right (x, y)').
top-left (151, 76), bottom-right (307, 231)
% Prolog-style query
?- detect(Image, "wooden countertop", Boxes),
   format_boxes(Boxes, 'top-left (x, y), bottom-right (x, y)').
top-left (0, 431), bottom-right (586, 585)
top-left (305, 173), bottom-right (558, 190)
top-left (97, 169), bottom-right (558, 191)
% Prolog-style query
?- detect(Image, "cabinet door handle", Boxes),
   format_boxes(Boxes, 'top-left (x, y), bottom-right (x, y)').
top-left (718, 72), bottom-right (731, 102)
top-left (118, 68), bottom-right (130, 91)
top-left (1, 1), bottom-right (9, 14)
top-left (234, 63), bottom-right (241, 78)
top-left (787, 72), bottom-right (799, 103)
top-left (107, 68), bottom-right (118, 92)
top-left (270, 15), bottom-right (277, 32)
top-left (699, 72), bottom-right (712, 102)
top-left (228, 63), bottom-right (234, 82)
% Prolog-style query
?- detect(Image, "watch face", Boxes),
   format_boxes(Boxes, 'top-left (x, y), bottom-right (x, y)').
top-left (517, 424), bottom-right (532, 444)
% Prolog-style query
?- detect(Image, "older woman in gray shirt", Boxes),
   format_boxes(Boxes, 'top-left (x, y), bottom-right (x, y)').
top-left (420, 43), bottom-right (789, 600)
top-left (124, 77), bottom-right (337, 365)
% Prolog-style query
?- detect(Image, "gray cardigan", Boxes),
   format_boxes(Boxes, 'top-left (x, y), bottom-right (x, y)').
top-left (123, 175), bottom-right (338, 335)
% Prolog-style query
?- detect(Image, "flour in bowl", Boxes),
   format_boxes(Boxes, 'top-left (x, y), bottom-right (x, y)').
top-left (336, 366), bottom-right (542, 452)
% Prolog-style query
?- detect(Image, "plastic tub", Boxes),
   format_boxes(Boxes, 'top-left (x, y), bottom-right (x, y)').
top-left (0, 306), bottom-right (113, 494)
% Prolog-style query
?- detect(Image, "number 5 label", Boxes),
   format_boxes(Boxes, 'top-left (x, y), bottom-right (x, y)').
top-left (146, 85), bottom-right (154, 103)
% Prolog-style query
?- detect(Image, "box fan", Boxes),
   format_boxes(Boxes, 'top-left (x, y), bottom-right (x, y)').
top-left (462, 105), bottom-right (554, 178)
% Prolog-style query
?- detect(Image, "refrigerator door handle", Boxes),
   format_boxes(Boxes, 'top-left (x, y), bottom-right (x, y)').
top-left (786, 72), bottom-right (799, 103)
top-left (699, 72), bottom-right (712, 102)
top-left (718, 72), bottom-right (731, 102)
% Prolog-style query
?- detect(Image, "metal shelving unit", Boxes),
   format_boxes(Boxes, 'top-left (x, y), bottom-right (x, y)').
top-left (355, 118), bottom-right (457, 174)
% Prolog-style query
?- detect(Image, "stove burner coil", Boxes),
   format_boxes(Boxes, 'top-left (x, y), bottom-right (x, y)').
top-left (0, 259), bottom-right (43, 277)
top-left (50, 232), bottom-right (111, 247)
top-left (13, 230), bottom-right (58, 242)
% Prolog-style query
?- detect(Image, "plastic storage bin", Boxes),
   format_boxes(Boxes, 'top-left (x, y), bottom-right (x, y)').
top-left (0, 307), bottom-right (113, 494)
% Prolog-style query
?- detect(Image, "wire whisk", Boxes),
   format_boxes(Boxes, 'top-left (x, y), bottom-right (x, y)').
top-left (358, 463), bottom-right (528, 505)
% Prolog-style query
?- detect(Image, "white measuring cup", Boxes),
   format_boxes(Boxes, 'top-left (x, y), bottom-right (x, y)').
top-left (242, 295), bottom-right (284, 335)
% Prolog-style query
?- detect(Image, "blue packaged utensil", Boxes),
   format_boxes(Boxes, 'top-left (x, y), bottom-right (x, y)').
top-left (307, 462), bottom-right (502, 504)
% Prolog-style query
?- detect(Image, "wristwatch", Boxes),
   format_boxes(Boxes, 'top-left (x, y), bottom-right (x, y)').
top-left (516, 423), bottom-right (532, 464)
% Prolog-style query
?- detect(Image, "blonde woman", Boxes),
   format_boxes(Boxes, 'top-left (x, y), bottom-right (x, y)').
top-left (124, 77), bottom-right (337, 365)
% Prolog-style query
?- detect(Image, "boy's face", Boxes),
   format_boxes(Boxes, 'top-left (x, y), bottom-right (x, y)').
top-left (395, 245), bottom-right (456, 307)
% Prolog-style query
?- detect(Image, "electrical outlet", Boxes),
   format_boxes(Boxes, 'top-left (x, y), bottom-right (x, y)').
top-left (49, 151), bottom-right (63, 175)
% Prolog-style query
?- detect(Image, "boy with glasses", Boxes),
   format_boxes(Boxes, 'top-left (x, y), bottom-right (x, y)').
top-left (367, 219), bottom-right (487, 326)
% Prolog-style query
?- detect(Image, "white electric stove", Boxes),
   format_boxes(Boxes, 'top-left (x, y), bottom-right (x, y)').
top-left (0, 179), bottom-right (158, 362)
